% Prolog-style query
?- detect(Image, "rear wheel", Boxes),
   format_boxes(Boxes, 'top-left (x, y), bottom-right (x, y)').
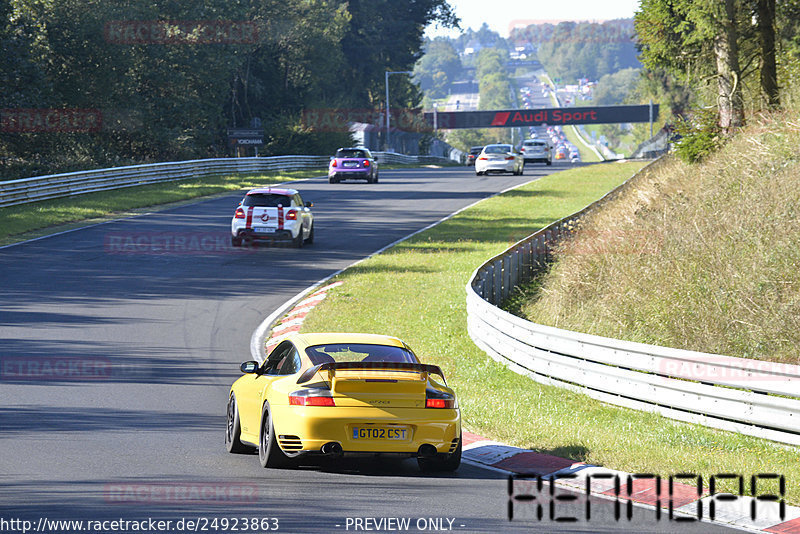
top-left (231, 236), bottom-right (242, 247)
top-left (225, 394), bottom-right (253, 454)
top-left (259, 403), bottom-right (291, 468)
top-left (418, 437), bottom-right (461, 472)
top-left (291, 228), bottom-right (304, 248)
top-left (304, 223), bottom-right (314, 244)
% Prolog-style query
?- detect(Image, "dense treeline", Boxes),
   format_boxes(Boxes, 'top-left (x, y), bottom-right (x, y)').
top-left (635, 0), bottom-right (800, 160)
top-left (510, 20), bottom-right (641, 83)
top-left (0, 0), bottom-right (456, 179)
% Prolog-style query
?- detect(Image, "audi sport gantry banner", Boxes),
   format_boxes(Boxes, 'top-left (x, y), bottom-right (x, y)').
top-left (425, 104), bottom-right (658, 129)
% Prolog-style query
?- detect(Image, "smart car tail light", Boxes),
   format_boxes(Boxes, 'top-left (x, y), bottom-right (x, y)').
top-left (234, 207), bottom-right (246, 219)
top-left (331, 160), bottom-right (338, 167)
top-left (285, 209), bottom-right (298, 220)
top-left (363, 160), bottom-right (370, 167)
top-left (505, 156), bottom-right (515, 160)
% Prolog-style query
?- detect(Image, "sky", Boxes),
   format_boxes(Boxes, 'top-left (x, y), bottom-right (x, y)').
top-left (426, 0), bottom-right (641, 38)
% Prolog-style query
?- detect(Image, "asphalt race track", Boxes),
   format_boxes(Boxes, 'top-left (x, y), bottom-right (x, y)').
top-left (0, 165), bottom-right (738, 533)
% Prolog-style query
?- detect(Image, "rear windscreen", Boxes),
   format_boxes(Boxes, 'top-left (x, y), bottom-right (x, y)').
top-left (306, 343), bottom-right (417, 365)
top-left (336, 149), bottom-right (366, 158)
top-left (242, 193), bottom-right (291, 207)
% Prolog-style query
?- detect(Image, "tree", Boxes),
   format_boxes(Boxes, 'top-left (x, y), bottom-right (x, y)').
top-left (757, 0), bottom-right (779, 107)
top-left (635, 0), bottom-right (744, 133)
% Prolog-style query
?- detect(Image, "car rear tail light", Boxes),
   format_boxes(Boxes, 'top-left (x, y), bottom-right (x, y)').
top-left (363, 160), bottom-right (370, 167)
top-left (290, 390), bottom-right (335, 406)
top-left (426, 398), bottom-right (455, 409)
top-left (285, 209), bottom-right (298, 220)
top-left (505, 156), bottom-right (515, 160)
top-left (478, 156), bottom-right (487, 160)
top-left (331, 160), bottom-right (337, 167)
top-left (425, 390), bottom-right (455, 409)
top-left (234, 207), bottom-right (246, 219)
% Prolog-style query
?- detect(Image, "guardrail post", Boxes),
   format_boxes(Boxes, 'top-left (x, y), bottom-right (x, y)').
top-left (493, 259), bottom-right (503, 305)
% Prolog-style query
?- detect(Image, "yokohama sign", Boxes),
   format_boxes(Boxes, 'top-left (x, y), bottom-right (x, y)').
top-left (425, 104), bottom-right (658, 129)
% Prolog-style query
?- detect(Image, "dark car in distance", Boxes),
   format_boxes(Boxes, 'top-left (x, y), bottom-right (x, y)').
top-left (466, 146), bottom-right (483, 166)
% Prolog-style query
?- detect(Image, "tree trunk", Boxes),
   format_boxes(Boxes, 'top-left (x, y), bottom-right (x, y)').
top-left (758, 0), bottom-right (779, 108)
top-left (714, 0), bottom-right (744, 133)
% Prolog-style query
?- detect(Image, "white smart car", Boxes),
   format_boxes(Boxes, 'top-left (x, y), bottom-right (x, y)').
top-left (475, 144), bottom-right (524, 176)
top-left (231, 188), bottom-right (314, 247)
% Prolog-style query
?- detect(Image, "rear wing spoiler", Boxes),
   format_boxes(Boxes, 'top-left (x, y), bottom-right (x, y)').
top-left (297, 361), bottom-right (445, 385)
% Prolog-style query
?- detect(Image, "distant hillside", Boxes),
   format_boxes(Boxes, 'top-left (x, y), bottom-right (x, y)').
top-left (510, 19), bottom-right (641, 83)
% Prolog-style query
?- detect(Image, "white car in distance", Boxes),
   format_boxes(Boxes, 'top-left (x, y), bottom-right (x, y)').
top-left (231, 188), bottom-right (314, 248)
top-left (475, 144), bottom-right (524, 176)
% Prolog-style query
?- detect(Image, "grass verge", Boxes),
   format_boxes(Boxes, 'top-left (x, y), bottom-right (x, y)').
top-left (299, 159), bottom-right (800, 504)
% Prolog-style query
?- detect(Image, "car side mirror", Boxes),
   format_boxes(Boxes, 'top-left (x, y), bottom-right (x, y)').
top-left (240, 361), bottom-right (259, 374)
top-left (305, 201), bottom-right (313, 208)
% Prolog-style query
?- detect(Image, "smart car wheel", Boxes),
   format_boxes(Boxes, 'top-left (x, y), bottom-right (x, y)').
top-left (225, 393), bottom-right (253, 454)
top-left (291, 228), bottom-right (304, 248)
top-left (231, 236), bottom-right (243, 247)
top-left (304, 222), bottom-right (314, 245)
top-left (259, 403), bottom-right (290, 468)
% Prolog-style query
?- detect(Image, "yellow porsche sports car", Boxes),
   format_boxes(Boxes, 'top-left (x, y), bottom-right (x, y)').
top-left (225, 333), bottom-right (461, 471)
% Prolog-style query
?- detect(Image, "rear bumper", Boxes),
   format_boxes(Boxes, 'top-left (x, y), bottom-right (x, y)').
top-left (329, 170), bottom-right (370, 180)
top-left (272, 404), bottom-right (460, 454)
top-left (477, 161), bottom-right (517, 173)
top-left (233, 228), bottom-right (293, 242)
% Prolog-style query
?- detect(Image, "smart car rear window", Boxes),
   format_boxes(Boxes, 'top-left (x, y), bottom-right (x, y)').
top-left (243, 193), bottom-right (292, 207)
top-left (336, 149), bottom-right (366, 158)
top-left (306, 344), bottom-right (417, 364)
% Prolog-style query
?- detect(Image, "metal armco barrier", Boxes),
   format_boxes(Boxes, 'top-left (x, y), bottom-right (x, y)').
top-left (0, 152), bottom-right (450, 208)
top-left (466, 157), bottom-right (800, 446)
